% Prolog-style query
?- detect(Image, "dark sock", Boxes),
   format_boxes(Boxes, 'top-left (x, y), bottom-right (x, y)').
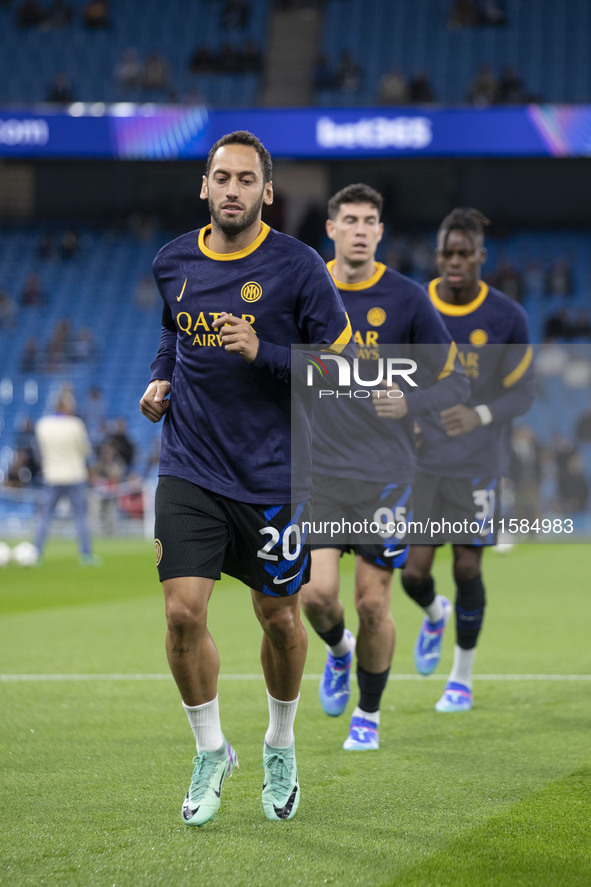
top-left (316, 618), bottom-right (345, 649)
top-left (455, 575), bottom-right (486, 649)
top-left (400, 573), bottom-right (436, 609)
top-left (357, 665), bottom-right (390, 714)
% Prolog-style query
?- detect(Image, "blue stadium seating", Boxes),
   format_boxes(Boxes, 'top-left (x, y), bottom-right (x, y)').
top-left (0, 0), bottom-right (269, 107)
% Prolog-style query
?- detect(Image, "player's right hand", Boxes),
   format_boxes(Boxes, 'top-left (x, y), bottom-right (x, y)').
top-left (140, 379), bottom-right (171, 423)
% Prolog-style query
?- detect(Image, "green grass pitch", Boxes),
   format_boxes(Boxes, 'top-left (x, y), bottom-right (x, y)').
top-left (1, 539), bottom-right (590, 886)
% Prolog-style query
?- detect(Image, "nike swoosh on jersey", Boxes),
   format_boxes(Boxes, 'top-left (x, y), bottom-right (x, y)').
top-left (272, 571), bottom-right (301, 585)
top-left (177, 278), bottom-right (187, 301)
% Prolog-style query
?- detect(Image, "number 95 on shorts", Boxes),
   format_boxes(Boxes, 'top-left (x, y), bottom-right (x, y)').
top-left (154, 476), bottom-right (311, 596)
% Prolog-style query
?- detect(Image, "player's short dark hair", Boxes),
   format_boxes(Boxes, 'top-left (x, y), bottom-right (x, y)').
top-left (205, 130), bottom-right (273, 183)
top-left (327, 183), bottom-right (383, 220)
top-left (438, 207), bottom-right (490, 246)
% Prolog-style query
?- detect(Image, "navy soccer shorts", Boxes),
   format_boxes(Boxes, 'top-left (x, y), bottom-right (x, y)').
top-left (308, 474), bottom-right (411, 570)
top-left (154, 476), bottom-right (311, 596)
top-left (410, 470), bottom-right (500, 546)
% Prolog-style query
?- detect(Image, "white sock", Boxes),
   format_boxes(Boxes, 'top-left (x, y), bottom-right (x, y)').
top-left (265, 691), bottom-right (299, 748)
top-left (424, 596), bottom-right (444, 624)
top-left (329, 630), bottom-right (352, 658)
top-left (448, 645), bottom-right (476, 689)
top-left (182, 695), bottom-right (224, 753)
top-left (352, 705), bottom-right (380, 725)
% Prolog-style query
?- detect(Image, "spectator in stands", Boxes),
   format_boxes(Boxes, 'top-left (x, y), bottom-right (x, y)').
top-left (575, 408), bottom-right (591, 444)
top-left (0, 289), bottom-right (17, 331)
top-left (570, 310), bottom-right (591, 340)
top-left (408, 70), bottom-right (436, 103)
top-left (543, 308), bottom-right (570, 340)
top-left (20, 338), bottom-right (41, 373)
top-left (510, 425), bottom-right (542, 523)
top-left (46, 71), bottom-right (74, 104)
top-left (477, 0), bottom-right (507, 25)
top-left (545, 257), bottom-right (573, 298)
top-left (107, 418), bottom-right (136, 471)
top-left (497, 64), bottom-right (526, 103)
top-left (37, 231), bottom-right (55, 259)
top-left (16, 0), bottom-right (45, 28)
top-left (83, 0), bottom-right (110, 29)
top-left (44, 0), bottom-right (73, 29)
top-left (378, 68), bottom-right (409, 105)
top-left (222, 0), bottom-right (250, 31)
top-left (218, 43), bottom-right (242, 75)
top-left (336, 51), bottom-right (362, 94)
top-left (557, 450), bottom-right (589, 514)
top-left (448, 0), bottom-right (480, 28)
top-left (60, 227), bottom-right (80, 259)
top-left (5, 447), bottom-right (37, 487)
top-left (240, 40), bottom-right (263, 74)
top-left (312, 53), bottom-right (336, 92)
top-left (189, 45), bottom-right (216, 75)
top-left (45, 318), bottom-right (75, 370)
top-left (134, 273), bottom-right (158, 310)
top-left (21, 272), bottom-right (44, 306)
top-left (114, 47), bottom-right (144, 91)
top-left (72, 327), bottom-right (98, 363)
top-left (143, 51), bottom-right (175, 99)
top-left (489, 258), bottom-right (524, 302)
top-left (467, 63), bottom-right (498, 106)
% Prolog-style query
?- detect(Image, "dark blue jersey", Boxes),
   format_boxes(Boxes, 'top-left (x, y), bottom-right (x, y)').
top-left (417, 278), bottom-right (534, 477)
top-left (311, 262), bottom-right (468, 483)
top-left (149, 222), bottom-right (352, 503)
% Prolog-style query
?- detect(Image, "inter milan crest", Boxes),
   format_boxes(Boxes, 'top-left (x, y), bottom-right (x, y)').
top-left (241, 281), bottom-right (262, 302)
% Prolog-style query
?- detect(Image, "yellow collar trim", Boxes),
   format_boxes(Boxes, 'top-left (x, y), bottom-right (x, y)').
top-left (429, 278), bottom-right (488, 316)
top-left (327, 260), bottom-right (387, 291)
top-left (198, 221), bottom-right (270, 261)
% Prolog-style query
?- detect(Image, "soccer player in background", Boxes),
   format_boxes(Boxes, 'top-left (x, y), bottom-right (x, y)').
top-left (301, 184), bottom-right (468, 750)
top-left (34, 387), bottom-right (99, 566)
top-left (400, 208), bottom-right (534, 712)
top-left (139, 131), bottom-right (352, 825)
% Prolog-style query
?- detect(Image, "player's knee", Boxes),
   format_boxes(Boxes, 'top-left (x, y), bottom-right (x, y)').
top-left (300, 579), bottom-right (338, 618)
top-left (165, 596), bottom-right (206, 634)
top-left (259, 604), bottom-right (300, 648)
top-left (355, 591), bottom-right (387, 631)
top-left (453, 550), bottom-right (482, 582)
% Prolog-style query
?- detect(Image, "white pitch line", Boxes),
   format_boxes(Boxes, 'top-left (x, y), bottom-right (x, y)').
top-left (0, 673), bottom-right (590, 682)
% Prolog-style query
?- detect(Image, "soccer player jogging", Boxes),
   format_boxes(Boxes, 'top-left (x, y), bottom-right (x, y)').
top-left (400, 208), bottom-right (534, 712)
top-left (301, 184), bottom-right (468, 750)
top-left (140, 131), bottom-right (352, 825)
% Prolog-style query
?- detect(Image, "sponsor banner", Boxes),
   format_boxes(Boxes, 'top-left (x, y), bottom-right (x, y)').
top-left (1, 105), bottom-right (591, 159)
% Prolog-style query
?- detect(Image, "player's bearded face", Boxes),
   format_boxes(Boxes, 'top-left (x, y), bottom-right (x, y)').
top-left (208, 186), bottom-right (265, 236)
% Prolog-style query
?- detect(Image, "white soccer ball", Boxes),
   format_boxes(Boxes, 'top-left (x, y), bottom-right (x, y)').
top-left (12, 541), bottom-right (39, 567)
top-left (0, 541), bottom-right (11, 567)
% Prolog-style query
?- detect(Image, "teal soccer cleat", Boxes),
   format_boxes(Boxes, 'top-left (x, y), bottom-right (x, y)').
top-left (181, 740), bottom-right (238, 827)
top-left (262, 741), bottom-right (300, 821)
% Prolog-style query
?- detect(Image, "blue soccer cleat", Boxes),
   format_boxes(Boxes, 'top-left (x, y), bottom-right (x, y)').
top-left (319, 629), bottom-right (356, 717)
top-left (342, 715), bottom-right (379, 751)
top-left (435, 681), bottom-right (473, 712)
top-left (414, 595), bottom-right (452, 676)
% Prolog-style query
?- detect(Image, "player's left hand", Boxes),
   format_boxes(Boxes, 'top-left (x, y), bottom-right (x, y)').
top-left (372, 383), bottom-right (408, 419)
top-left (440, 404), bottom-right (481, 436)
top-left (212, 312), bottom-right (259, 362)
